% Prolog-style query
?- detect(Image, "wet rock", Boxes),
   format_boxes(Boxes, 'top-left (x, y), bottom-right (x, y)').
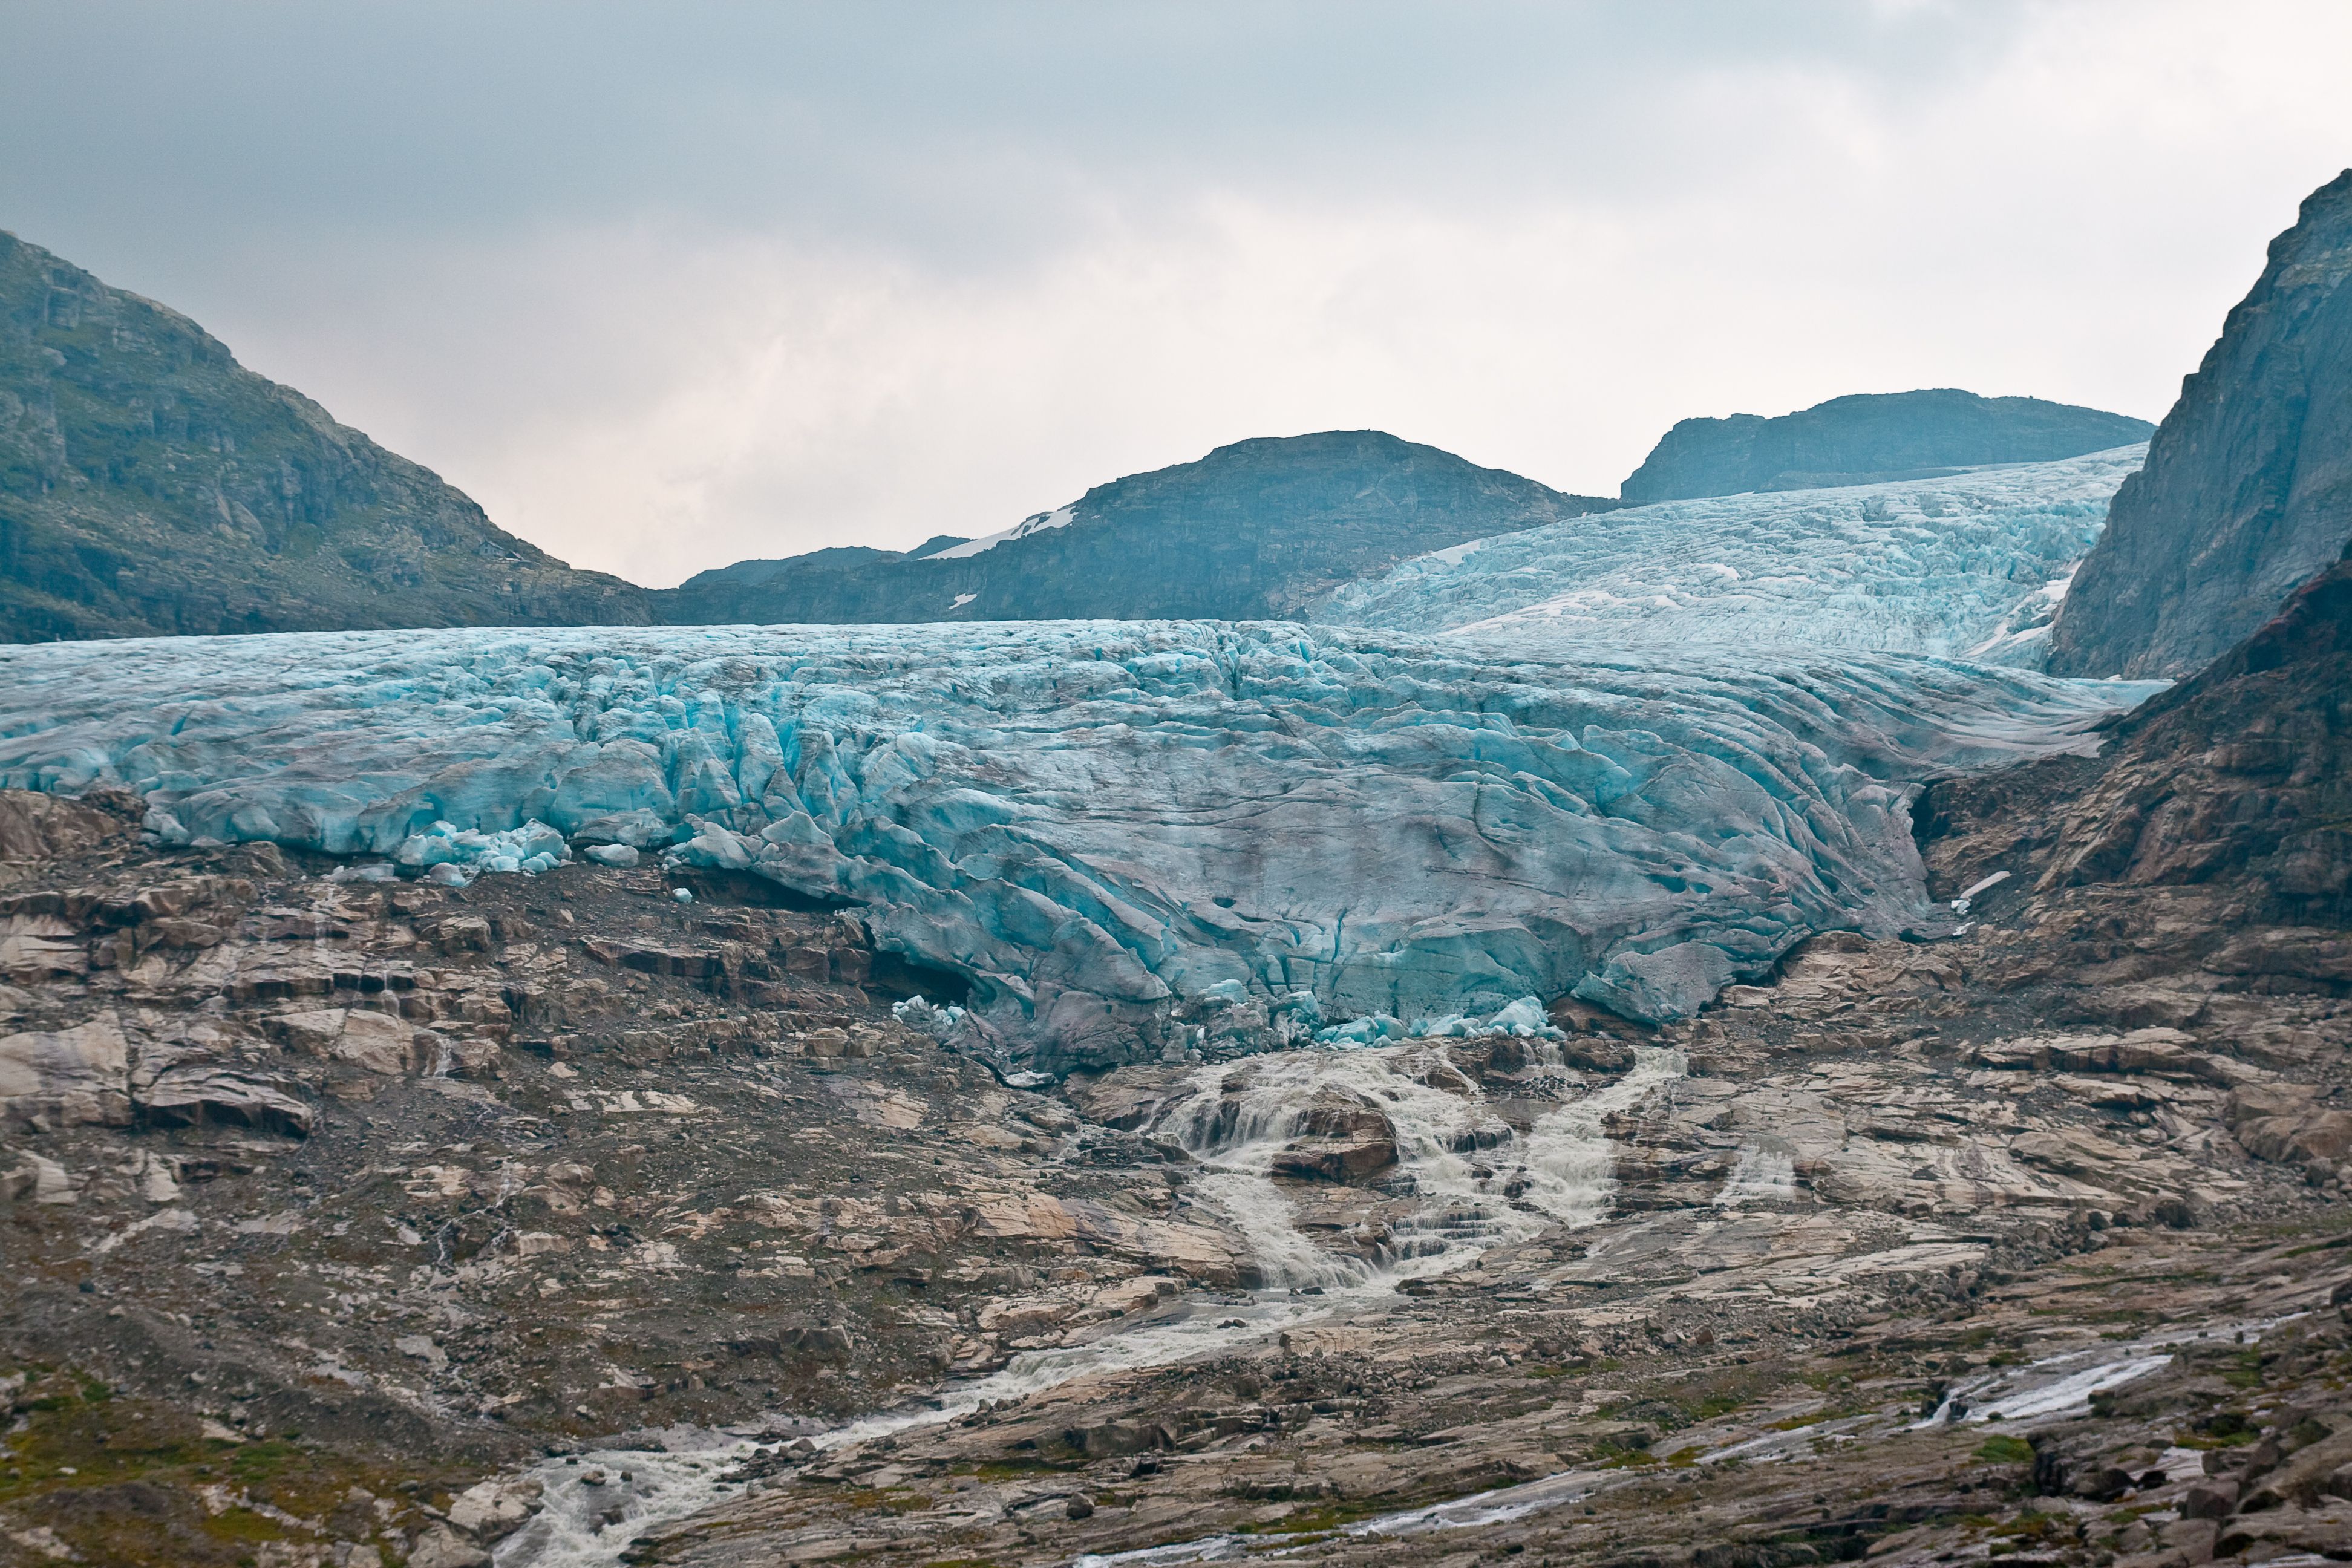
top-left (1065, 1419), bottom-right (1168, 1459)
top-left (1269, 1134), bottom-right (1396, 1183)
top-left (447, 1476), bottom-right (543, 1541)
top-left (1559, 1037), bottom-right (1635, 1073)
top-left (1067, 1065), bottom-right (1198, 1131)
top-left (405, 1521), bottom-right (492, 1568)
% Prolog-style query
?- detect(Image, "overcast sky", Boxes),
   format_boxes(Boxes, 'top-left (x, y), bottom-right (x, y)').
top-left (4, 2), bottom-right (2348, 586)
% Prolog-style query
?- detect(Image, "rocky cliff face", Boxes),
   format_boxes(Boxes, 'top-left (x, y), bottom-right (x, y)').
top-left (1619, 389), bottom-right (2152, 504)
top-left (2036, 541), bottom-right (2351, 920)
top-left (2047, 171), bottom-right (2352, 679)
top-left (661, 431), bottom-right (1616, 626)
top-left (0, 230), bottom-right (649, 642)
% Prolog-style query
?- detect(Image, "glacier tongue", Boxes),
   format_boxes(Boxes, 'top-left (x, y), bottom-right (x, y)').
top-left (1320, 446), bottom-right (2145, 664)
top-left (0, 622), bottom-right (2157, 1073)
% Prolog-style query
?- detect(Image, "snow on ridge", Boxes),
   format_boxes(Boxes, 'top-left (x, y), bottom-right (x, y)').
top-left (1321, 445), bottom-right (2146, 667)
top-left (929, 505), bottom-right (1079, 560)
top-left (0, 621), bottom-right (2160, 1073)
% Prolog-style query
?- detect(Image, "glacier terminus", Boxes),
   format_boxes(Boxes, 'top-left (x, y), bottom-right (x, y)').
top-left (0, 619), bottom-right (2159, 1075)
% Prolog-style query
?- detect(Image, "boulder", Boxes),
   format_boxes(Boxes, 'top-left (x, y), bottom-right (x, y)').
top-left (270, 1008), bottom-right (439, 1075)
top-left (447, 1477), bottom-right (543, 1543)
top-left (405, 1522), bottom-right (492, 1568)
top-left (0, 929), bottom-right (87, 985)
top-left (136, 1066), bottom-right (315, 1138)
top-left (1270, 1134), bottom-right (1397, 1183)
top-left (1067, 1065), bottom-right (1198, 1132)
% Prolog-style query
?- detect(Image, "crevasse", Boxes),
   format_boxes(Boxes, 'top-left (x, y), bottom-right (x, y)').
top-left (0, 620), bottom-right (2158, 1073)
top-left (1319, 446), bottom-right (2145, 664)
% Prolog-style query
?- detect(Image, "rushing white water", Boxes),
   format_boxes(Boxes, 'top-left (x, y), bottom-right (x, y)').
top-left (1147, 1042), bottom-right (1685, 1286)
top-left (1716, 1145), bottom-right (1800, 1206)
top-left (497, 1041), bottom-right (1685, 1567)
top-left (1910, 1316), bottom-right (2293, 1431)
top-left (1068, 1462), bottom-right (1614, 1565)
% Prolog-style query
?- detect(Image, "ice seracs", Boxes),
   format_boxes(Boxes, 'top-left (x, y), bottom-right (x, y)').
top-left (1321, 446), bottom-right (2145, 667)
top-left (0, 621), bottom-right (2160, 1074)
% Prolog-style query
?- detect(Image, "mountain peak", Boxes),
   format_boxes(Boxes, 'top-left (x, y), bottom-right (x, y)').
top-left (1620, 388), bottom-right (2154, 503)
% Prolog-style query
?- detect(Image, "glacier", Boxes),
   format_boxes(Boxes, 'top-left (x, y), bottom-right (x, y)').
top-left (1320, 446), bottom-right (2145, 664)
top-left (0, 621), bottom-right (2159, 1074)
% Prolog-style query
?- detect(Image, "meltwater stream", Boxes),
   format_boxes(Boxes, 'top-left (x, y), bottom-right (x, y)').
top-left (495, 1042), bottom-right (1684, 1567)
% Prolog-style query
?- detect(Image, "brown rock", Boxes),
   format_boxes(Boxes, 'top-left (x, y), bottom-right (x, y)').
top-left (1270, 1134), bottom-right (1396, 1183)
top-left (2205, 929), bottom-right (2352, 984)
top-left (136, 1066), bottom-right (315, 1138)
top-left (2158, 1516), bottom-right (2219, 1561)
top-left (0, 789), bottom-right (132, 861)
top-left (0, 1017), bottom-right (131, 1128)
top-left (2180, 1478), bottom-right (2238, 1519)
top-left (406, 1522), bottom-right (492, 1568)
top-left (0, 929), bottom-right (87, 985)
top-left (583, 937), bottom-right (724, 979)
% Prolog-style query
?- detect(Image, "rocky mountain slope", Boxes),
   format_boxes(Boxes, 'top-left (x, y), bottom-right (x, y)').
top-left (1619, 388), bottom-right (2152, 503)
top-left (0, 230), bottom-right (649, 642)
top-left (659, 431), bottom-right (1618, 626)
top-left (2047, 171), bottom-right (2352, 679)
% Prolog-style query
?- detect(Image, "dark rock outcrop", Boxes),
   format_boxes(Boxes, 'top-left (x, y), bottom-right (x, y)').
top-left (2039, 541), bottom-right (2352, 923)
top-left (0, 230), bottom-right (650, 642)
top-left (2047, 171), bottom-right (2352, 678)
top-left (659, 431), bottom-right (1616, 625)
top-left (1619, 388), bottom-right (2151, 503)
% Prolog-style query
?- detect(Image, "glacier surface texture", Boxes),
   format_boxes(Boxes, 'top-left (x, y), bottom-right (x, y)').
top-left (1321, 446), bottom-right (2145, 664)
top-left (0, 623), bottom-right (2156, 1073)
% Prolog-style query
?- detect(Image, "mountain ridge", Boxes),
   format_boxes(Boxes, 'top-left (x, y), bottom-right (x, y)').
top-left (1621, 388), bottom-right (2153, 503)
top-left (654, 429), bottom-right (1622, 626)
top-left (0, 229), bottom-right (651, 642)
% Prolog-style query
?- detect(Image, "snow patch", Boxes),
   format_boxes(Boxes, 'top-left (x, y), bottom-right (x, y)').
top-left (928, 505), bottom-right (1079, 560)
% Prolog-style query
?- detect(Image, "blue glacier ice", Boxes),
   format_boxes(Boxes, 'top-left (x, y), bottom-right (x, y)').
top-left (0, 621), bottom-right (2160, 1073)
top-left (1320, 446), bottom-right (2145, 664)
